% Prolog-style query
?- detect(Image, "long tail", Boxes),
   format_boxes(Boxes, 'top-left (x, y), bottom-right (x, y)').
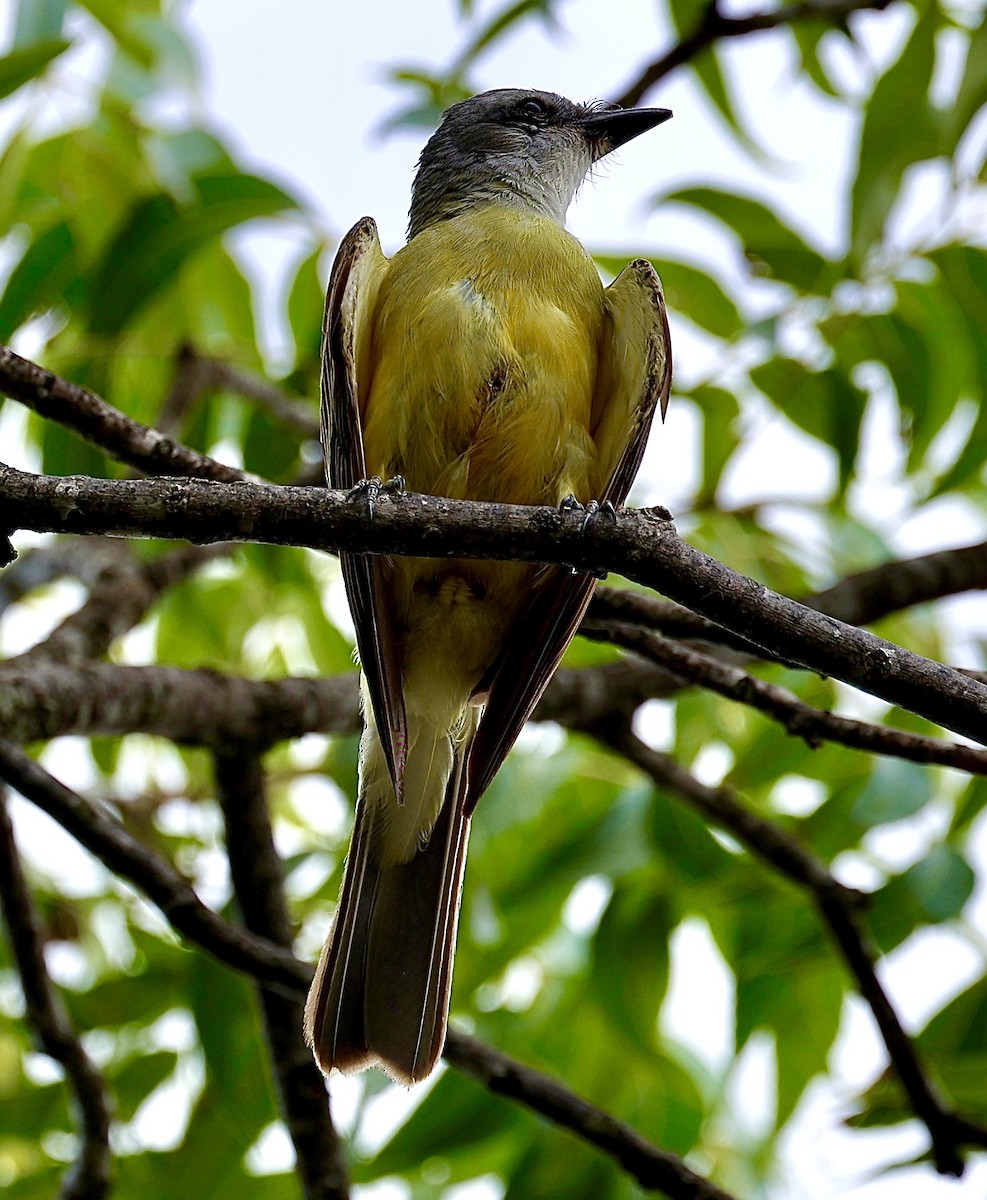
top-left (304, 716), bottom-right (473, 1085)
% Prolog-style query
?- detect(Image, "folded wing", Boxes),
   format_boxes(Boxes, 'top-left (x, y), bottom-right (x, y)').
top-left (321, 217), bottom-right (409, 799)
top-left (465, 256), bottom-right (672, 810)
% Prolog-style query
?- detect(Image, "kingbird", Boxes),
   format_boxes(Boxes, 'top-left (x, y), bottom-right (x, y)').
top-left (305, 88), bottom-right (672, 1084)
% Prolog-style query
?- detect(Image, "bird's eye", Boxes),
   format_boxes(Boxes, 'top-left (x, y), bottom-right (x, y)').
top-left (518, 98), bottom-right (547, 120)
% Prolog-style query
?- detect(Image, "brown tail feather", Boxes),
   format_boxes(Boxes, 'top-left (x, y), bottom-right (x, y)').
top-left (304, 749), bottom-right (471, 1084)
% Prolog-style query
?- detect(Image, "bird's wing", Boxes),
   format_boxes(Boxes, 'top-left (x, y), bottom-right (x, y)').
top-left (593, 257), bottom-right (672, 506)
top-left (465, 566), bottom-right (597, 810)
top-left (465, 260), bottom-right (671, 810)
top-left (321, 217), bottom-right (408, 797)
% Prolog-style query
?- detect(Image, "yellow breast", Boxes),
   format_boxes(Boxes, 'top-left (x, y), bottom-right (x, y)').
top-left (361, 206), bottom-right (605, 507)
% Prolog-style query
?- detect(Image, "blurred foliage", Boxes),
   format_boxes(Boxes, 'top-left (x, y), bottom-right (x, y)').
top-left (0, 0), bottom-right (986, 1197)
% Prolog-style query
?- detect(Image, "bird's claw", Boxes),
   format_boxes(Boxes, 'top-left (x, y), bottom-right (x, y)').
top-left (347, 475), bottom-right (405, 520)
top-left (578, 499), bottom-right (617, 534)
top-left (558, 496), bottom-right (617, 578)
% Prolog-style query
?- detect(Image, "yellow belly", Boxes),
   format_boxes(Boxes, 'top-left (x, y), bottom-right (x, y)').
top-left (361, 206), bottom-right (605, 726)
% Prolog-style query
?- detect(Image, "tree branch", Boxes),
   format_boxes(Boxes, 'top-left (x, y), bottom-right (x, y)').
top-left (0, 662), bottom-right (361, 747)
top-left (808, 538), bottom-right (987, 626)
top-left (0, 792), bottom-right (111, 1200)
top-left (582, 620), bottom-right (987, 775)
top-left (4, 465), bottom-right (985, 745)
top-left (0, 739), bottom-right (734, 1200)
top-left (594, 533), bottom-right (987, 649)
top-left (443, 1033), bottom-right (738, 1199)
top-left (0, 344), bottom-right (247, 482)
top-left (0, 739), bottom-right (306, 989)
top-left (213, 752), bottom-right (349, 1200)
top-left (598, 723), bottom-right (987, 1177)
top-left (6, 541), bottom-right (229, 669)
top-left (614, 0), bottom-right (896, 107)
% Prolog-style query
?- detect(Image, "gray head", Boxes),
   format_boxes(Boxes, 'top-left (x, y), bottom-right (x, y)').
top-left (408, 88), bottom-right (672, 239)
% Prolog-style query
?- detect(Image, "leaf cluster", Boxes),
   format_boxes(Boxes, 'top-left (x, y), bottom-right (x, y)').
top-left (0, 1), bottom-right (986, 1198)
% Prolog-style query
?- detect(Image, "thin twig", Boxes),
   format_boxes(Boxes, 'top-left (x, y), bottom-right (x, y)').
top-left (583, 620), bottom-right (987, 775)
top-left (202, 354), bottom-right (320, 436)
top-left (214, 752), bottom-right (349, 1200)
top-left (0, 792), bottom-right (111, 1199)
top-left (0, 740), bottom-right (732, 1199)
top-left (599, 722), bottom-right (987, 1177)
top-left (159, 344), bottom-right (319, 437)
top-left (614, 0), bottom-right (897, 107)
top-left (4, 465), bottom-right (985, 745)
top-left (156, 343), bottom-right (218, 436)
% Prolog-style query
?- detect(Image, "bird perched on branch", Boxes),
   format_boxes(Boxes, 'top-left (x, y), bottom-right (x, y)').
top-left (305, 87), bottom-right (672, 1084)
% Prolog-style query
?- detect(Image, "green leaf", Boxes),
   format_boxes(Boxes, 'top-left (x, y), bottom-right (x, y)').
top-left (790, 23), bottom-right (844, 99)
top-left (0, 220), bottom-right (80, 340)
top-left (591, 878), bottom-right (674, 1051)
top-left (505, 1133), bottom-right (619, 1200)
top-left (36, 412), bottom-right (108, 478)
top-left (925, 246), bottom-right (987, 494)
top-left (0, 38), bottom-right (69, 100)
top-left (732, 885), bottom-right (844, 1122)
top-left (901, 845), bottom-right (975, 921)
top-left (945, 14), bottom-right (987, 156)
top-left (773, 964), bottom-right (844, 1123)
top-left (647, 787), bottom-right (734, 885)
top-left (364, 1068), bottom-right (523, 1180)
top-left (110, 1050), bottom-right (179, 1122)
top-left (85, 173), bottom-right (299, 335)
top-left (187, 952), bottom-right (274, 1125)
top-left (596, 253), bottom-right (744, 339)
top-left (452, 0), bottom-right (557, 73)
top-left (12, 0), bottom-right (66, 46)
top-left (894, 279), bottom-right (977, 470)
top-left (851, 758), bottom-right (932, 828)
top-left (242, 407), bottom-right (301, 480)
top-left (848, 3), bottom-right (941, 265)
top-left (662, 187), bottom-right (835, 293)
top-left (76, 0), bottom-right (160, 69)
top-left (380, 71), bottom-right (471, 134)
top-left (691, 384), bottom-right (741, 501)
top-left (286, 244), bottom-right (326, 371)
top-left (950, 777), bottom-right (987, 838)
top-left (857, 974), bottom-right (987, 1127)
top-left (664, 0), bottom-right (766, 158)
top-left (749, 357), bottom-right (866, 487)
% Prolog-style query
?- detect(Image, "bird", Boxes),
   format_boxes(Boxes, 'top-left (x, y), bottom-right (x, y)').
top-left (305, 87), bottom-right (672, 1085)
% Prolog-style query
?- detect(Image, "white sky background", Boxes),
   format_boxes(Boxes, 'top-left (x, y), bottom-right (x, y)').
top-left (2, 0), bottom-right (987, 1196)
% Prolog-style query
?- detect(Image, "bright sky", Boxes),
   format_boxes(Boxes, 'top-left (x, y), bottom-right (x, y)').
top-left (2, 0), bottom-right (986, 1196)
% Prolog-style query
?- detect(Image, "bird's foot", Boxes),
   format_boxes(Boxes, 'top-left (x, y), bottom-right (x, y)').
top-left (578, 499), bottom-right (617, 534)
top-left (559, 496), bottom-right (617, 534)
top-left (347, 475), bottom-right (405, 520)
top-left (558, 496), bottom-right (617, 578)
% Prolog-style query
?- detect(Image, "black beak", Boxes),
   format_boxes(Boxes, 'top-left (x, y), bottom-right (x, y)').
top-left (577, 105), bottom-right (673, 158)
